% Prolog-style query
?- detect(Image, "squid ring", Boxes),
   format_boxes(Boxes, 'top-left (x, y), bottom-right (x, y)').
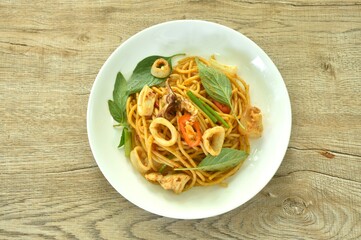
top-left (151, 58), bottom-right (171, 78)
top-left (137, 85), bottom-right (156, 117)
top-left (130, 146), bottom-right (151, 174)
top-left (149, 117), bottom-right (178, 147)
top-left (202, 126), bottom-right (225, 156)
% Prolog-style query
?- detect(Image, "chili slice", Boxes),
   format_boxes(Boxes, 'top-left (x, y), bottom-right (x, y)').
top-left (178, 114), bottom-right (202, 147)
top-left (212, 100), bottom-right (231, 114)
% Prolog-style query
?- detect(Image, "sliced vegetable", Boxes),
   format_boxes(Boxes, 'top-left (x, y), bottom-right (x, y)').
top-left (178, 113), bottom-right (202, 147)
top-left (202, 103), bottom-right (230, 128)
top-left (187, 91), bottom-right (229, 128)
top-left (186, 91), bottom-right (217, 123)
top-left (175, 148), bottom-right (248, 172)
top-left (123, 127), bottom-right (132, 157)
top-left (209, 57), bottom-right (238, 76)
top-left (212, 100), bottom-right (231, 114)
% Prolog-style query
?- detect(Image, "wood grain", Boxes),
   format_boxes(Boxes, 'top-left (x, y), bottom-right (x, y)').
top-left (1, 0), bottom-right (360, 239)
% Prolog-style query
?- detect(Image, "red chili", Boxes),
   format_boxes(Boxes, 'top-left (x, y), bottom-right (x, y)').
top-left (178, 114), bottom-right (202, 147)
top-left (212, 100), bottom-right (231, 114)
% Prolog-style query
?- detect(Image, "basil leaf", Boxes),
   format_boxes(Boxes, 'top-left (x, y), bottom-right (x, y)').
top-left (108, 100), bottom-right (122, 123)
top-left (113, 72), bottom-right (128, 109)
top-left (196, 58), bottom-right (232, 107)
top-left (118, 128), bottom-right (126, 148)
top-left (176, 148), bottom-right (248, 172)
top-left (108, 72), bottom-right (128, 125)
top-left (127, 54), bottom-right (184, 94)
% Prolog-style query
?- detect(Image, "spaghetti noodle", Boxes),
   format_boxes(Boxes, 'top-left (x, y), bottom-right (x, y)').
top-left (125, 56), bottom-right (263, 193)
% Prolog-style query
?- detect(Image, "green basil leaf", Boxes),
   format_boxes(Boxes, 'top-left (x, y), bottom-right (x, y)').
top-left (127, 54), bottom-right (184, 94)
top-left (109, 72), bottom-right (128, 125)
top-left (108, 100), bottom-right (122, 123)
top-left (113, 72), bottom-right (128, 109)
top-left (118, 128), bottom-right (126, 148)
top-left (196, 58), bottom-right (232, 107)
top-left (176, 148), bottom-right (248, 172)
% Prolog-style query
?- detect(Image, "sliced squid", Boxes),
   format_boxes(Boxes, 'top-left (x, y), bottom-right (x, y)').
top-left (151, 58), bottom-right (171, 78)
top-left (145, 172), bottom-right (191, 194)
top-left (202, 126), bottom-right (225, 156)
top-left (246, 107), bottom-right (263, 138)
top-left (149, 117), bottom-right (178, 147)
top-left (137, 85), bottom-right (156, 117)
top-left (130, 146), bottom-right (151, 174)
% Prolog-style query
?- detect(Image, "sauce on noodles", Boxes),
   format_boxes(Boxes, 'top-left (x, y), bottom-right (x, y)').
top-left (114, 55), bottom-right (263, 194)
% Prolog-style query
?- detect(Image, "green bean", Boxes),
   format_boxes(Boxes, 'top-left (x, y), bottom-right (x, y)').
top-left (202, 103), bottom-right (230, 128)
top-left (187, 91), bottom-right (229, 128)
top-left (187, 91), bottom-right (217, 123)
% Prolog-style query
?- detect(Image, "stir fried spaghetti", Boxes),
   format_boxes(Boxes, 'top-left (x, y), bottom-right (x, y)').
top-left (124, 56), bottom-right (263, 193)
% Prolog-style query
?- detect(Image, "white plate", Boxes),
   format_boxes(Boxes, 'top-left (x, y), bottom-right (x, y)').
top-left (87, 20), bottom-right (291, 219)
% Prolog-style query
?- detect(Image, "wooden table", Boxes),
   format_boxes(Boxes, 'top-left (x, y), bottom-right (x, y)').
top-left (1, 1), bottom-right (360, 239)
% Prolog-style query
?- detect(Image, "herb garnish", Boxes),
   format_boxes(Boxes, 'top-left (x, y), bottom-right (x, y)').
top-left (175, 148), bottom-right (248, 172)
top-left (196, 58), bottom-right (232, 107)
top-left (108, 54), bottom-right (183, 154)
top-left (108, 72), bottom-right (132, 155)
top-left (195, 58), bottom-right (245, 130)
top-left (108, 72), bottom-right (128, 125)
top-left (127, 54), bottom-right (184, 94)
top-left (187, 91), bottom-right (229, 128)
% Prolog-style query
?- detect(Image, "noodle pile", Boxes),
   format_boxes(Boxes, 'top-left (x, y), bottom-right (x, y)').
top-left (126, 56), bottom-right (262, 193)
